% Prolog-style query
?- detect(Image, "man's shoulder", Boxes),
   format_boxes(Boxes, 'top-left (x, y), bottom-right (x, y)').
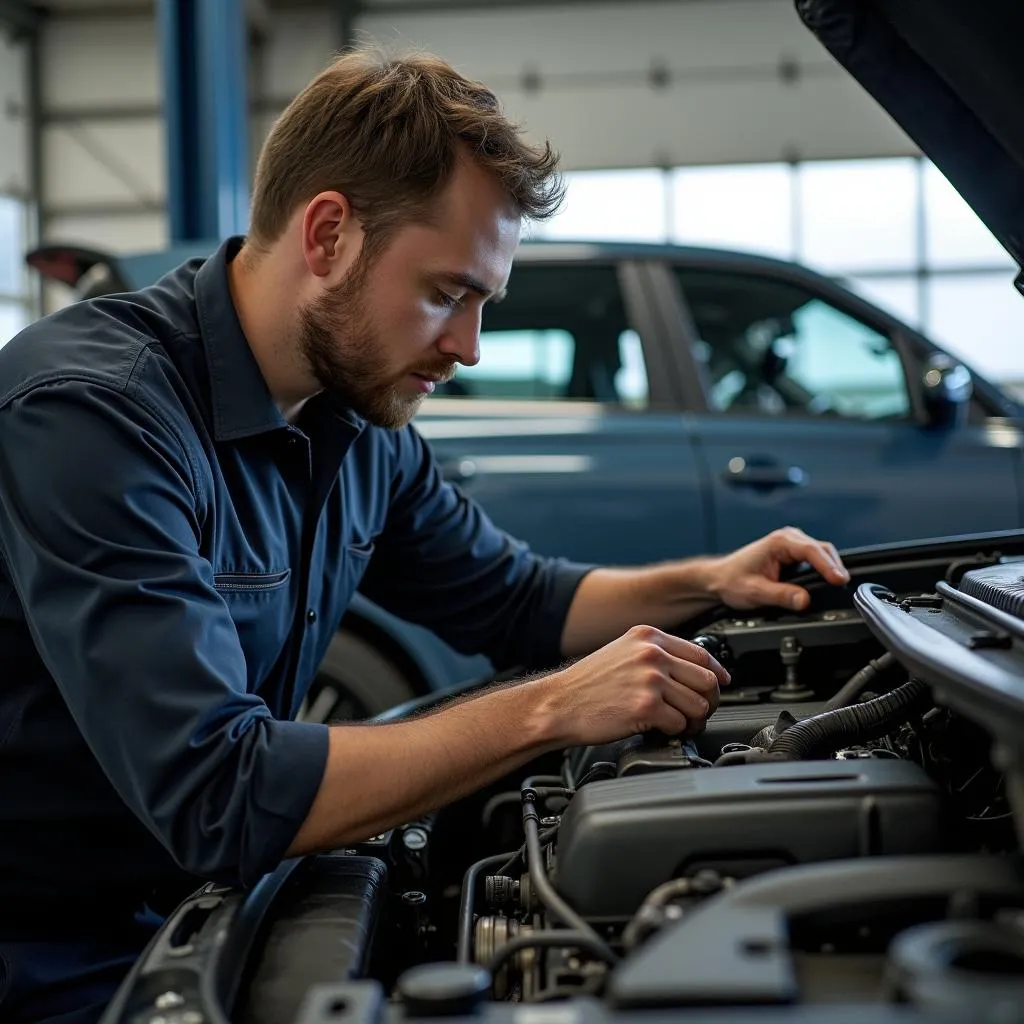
top-left (0, 276), bottom-right (202, 410)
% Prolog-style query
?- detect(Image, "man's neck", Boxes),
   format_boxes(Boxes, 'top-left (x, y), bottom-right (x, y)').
top-left (226, 243), bottom-right (319, 420)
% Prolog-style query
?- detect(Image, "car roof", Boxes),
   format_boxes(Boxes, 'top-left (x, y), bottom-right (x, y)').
top-left (27, 238), bottom-right (842, 294)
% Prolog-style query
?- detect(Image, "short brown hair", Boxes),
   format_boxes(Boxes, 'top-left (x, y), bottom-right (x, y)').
top-left (247, 47), bottom-right (564, 252)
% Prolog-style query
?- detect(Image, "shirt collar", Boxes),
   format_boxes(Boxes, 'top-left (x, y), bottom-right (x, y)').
top-left (193, 236), bottom-right (289, 442)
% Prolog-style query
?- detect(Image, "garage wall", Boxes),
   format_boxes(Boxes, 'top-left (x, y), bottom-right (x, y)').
top-left (345, 0), bottom-right (918, 170)
top-left (38, 0), bottom-right (919, 262)
top-left (40, 11), bottom-right (166, 254)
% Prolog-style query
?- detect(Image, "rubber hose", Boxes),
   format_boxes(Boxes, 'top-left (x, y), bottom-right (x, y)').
top-left (749, 711), bottom-right (796, 751)
top-left (523, 802), bottom-right (619, 964)
top-left (823, 652), bottom-right (900, 712)
top-left (749, 653), bottom-right (903, 750)
top-left (767, 677), bottom-right (929, 761)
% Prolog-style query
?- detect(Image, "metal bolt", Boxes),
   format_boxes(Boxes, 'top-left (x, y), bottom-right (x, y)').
top-left (403, 827), bottom-right (428, 851)
top-left (540, 816), bottom-right (560, 827)
top-left (402, 890), bottom-right (427, 905)
top-left (155, 993), bottom-right (185, 1011)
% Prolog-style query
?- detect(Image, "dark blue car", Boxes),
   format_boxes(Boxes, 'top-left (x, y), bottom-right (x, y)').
top-left (26, 237), bottom-right (1024, 714)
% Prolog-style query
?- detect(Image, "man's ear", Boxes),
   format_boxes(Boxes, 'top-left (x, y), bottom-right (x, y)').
top-left (301, 191), bottom-right (363, 280)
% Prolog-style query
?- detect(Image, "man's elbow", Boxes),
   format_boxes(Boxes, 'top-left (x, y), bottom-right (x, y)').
top-left (151, 718), bottom-right (329, 885)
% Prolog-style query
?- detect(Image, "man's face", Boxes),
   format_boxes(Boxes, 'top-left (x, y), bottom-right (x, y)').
top-left (298, 158), bottom-right (520, 429)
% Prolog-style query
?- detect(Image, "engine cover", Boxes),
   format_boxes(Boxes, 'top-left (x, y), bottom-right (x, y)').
top-left (553, 759), bottom-right (942, 919)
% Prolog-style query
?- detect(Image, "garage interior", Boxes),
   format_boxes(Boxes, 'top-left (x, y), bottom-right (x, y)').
top-left (1, 0), bottom-right (1023, 386)
top-left (3, 2), bottom-right (1024, 1022)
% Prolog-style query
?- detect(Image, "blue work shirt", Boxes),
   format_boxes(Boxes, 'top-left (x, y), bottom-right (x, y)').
top-left (0, 237), bottom-right (590, 1020)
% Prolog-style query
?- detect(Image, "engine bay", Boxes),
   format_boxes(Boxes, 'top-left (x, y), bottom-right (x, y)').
top-left (102, 537), bottom-right (1024, 1024)
top-left (421, 586), bottom-right (1021, 1018)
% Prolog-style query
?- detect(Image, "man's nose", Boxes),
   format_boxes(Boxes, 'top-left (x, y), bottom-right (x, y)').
top-left (438, 311), bottom-right (481, 367)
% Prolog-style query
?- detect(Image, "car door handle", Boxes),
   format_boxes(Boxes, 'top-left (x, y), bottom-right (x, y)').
top-left (439, 457), bottom-right (478, 484)
top-left (722, 459), bottom-right (809, 489)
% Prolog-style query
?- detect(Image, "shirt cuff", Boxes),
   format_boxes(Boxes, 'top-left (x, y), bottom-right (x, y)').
top-left (527, 559), bottom-right (597, 669)
top-left (238, 717), bottom-right (330, 887)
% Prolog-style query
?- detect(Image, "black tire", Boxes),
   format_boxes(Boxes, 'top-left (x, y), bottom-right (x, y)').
top-left (301, 629), bottom-right (420, 723)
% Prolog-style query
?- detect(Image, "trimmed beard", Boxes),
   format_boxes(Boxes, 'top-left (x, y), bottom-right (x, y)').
top-left (298, 250), bottom-right (455, 430)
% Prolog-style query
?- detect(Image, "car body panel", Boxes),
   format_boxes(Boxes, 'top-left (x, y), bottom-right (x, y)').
top-left (691, 413), bottom-right (1024, 554)
top-left (415, 399), bottom-right (709, 563)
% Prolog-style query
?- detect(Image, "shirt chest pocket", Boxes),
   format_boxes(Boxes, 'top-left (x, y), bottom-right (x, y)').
top-left (213, 568), bottom-right (294, 688)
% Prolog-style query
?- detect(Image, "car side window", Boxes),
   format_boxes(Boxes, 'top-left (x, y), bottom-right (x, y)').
top-left (436, 263), bottom-right (650, 407)
top-left (674, 268), bottom-right (911, 420)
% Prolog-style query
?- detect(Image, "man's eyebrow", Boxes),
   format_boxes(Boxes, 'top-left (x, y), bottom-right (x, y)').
top-left (442, 272), bottom-right (508, 303)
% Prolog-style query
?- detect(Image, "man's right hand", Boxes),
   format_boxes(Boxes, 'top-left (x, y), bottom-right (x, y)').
top-left (535, 624), bottom-right (730, 747)
top-left (288, 624), bottom-right (729, 857)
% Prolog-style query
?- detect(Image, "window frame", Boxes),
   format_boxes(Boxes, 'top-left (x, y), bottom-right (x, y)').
top-left (647, 250), bottom-right (970, 427)
top-left (434, 253), bottom-right (681, 412)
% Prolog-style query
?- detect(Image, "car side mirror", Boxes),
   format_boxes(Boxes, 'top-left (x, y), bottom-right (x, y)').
top-left (921, 353), bottom-right (973, 429)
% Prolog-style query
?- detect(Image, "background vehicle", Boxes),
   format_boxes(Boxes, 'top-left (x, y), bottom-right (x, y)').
top-left (26, 236), bottom-right (1024, 718)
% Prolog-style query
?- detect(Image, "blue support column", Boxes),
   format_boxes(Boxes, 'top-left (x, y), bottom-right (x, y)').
top-left (158, 0), bottom-right (250, 243)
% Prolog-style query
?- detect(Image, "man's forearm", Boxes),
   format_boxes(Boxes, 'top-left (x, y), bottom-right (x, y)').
top-left (560, 559), bottom-right (720, 658)
top-left (286, 676), bottom-right (566, 856)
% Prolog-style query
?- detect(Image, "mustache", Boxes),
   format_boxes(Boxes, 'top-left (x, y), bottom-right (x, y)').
top-left (408, 360), bottom-right (458, 383)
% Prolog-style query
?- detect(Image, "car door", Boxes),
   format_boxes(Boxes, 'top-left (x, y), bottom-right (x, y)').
top-left (412, 256), bottom-right (712, 564)
top-left (658, 261), bottom-right (1023, 554)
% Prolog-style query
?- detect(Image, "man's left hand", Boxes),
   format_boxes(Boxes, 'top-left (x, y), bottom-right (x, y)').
top-left (704, 526), bottom-right (850, 612)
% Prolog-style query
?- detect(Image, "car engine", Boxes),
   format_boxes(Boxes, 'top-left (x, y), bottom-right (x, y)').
top-left (424, 546), bottom-right (1024, 1017)
top-left (101, 538), bottom-right (1024, 1024)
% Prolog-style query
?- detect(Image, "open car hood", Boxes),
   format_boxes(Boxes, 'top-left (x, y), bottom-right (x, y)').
top-left (796, 0), bottom-right (1024, 294)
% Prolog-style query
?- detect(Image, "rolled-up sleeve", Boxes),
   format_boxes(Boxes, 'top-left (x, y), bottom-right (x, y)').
top-left (358, 426), bottom-right (595, 670)
top-left (0, 371), bottom-right (328, 885)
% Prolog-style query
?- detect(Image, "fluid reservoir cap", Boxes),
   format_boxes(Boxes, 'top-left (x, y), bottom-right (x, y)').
top-left (397, 962), bottom-right (492, 1016)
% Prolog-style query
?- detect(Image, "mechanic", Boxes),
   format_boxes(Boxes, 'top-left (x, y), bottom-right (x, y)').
top-left (0, 48), bottom-right (850, 1023)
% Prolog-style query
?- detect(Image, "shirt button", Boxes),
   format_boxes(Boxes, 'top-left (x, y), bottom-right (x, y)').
top-left (306, 608), bottom-right (317, 625)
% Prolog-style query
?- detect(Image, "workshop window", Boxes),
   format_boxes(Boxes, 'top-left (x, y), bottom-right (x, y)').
top-left (0, 196), bottom-right (30, 348)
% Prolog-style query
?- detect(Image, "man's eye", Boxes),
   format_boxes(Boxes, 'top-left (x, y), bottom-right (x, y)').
top-left (436, 291), bottom-right (463, 311)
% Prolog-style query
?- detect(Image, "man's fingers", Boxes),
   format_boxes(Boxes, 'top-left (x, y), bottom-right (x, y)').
top-left (665, 660), bottom-right (721, 717)
top-left (655, 707), bottom-right (688, 736)
top-left (784, 537), bottom-right (849, 584)
top-left (826, 541), bottom-right (849, 580)
top-left (754, 580), bottom-right (810, 611)
top-left (660, 673), bottom-right (711, 721)
top-left (654, 630), bottom-right (731, 686)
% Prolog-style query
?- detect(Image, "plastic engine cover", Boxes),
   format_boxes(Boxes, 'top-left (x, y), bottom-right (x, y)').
top-left (553, 759), bottom-right (941, 919)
